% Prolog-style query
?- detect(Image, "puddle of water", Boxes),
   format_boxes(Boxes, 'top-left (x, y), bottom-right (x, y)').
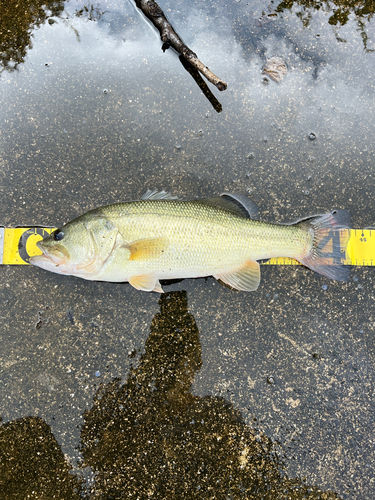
top-left (0, 0), bottom-right (375, 498)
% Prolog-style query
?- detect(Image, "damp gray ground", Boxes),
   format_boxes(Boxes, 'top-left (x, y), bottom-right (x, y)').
top-left (0, 0), bottom-right (375, 498)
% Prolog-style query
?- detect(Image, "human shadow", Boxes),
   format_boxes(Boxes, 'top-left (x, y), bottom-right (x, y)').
top-left (79, 291), bottom-right (342, 499)
top-left (0, 291), bottom-right (343, 498)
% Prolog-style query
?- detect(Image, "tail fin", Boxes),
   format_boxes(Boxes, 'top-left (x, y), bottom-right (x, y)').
top-left (298, 210), bottom-right (351, 281)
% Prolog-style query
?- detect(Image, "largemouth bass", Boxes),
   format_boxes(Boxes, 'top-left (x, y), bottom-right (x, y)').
top-left (30, 190), bottom-right (351, 292)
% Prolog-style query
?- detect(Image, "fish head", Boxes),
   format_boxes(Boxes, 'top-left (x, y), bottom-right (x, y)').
top-left (30, 218), bottom-right (98, 276)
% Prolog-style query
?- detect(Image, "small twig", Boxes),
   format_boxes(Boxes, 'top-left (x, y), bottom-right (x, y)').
top-left (179, 56), bottom-right (222, 113)
top-left (134, 0), bottom-right (227, 91)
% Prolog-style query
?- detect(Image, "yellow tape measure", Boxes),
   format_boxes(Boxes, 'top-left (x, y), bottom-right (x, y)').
top-left (1, 228), bottom-right (56, 265)
top-left (263, 229), bottom-right (374, 266)
top-left (0, 227), bottom-right (374, 266)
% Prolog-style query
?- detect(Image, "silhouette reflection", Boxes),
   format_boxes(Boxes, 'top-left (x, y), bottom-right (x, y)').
top-left (79, 291), bottom-right (341, 499)
top-left (0, 293), bottom-right (343, 497)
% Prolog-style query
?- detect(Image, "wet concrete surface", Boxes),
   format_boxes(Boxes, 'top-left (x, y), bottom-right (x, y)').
top-left (0, 0), bottom-right (375, 498)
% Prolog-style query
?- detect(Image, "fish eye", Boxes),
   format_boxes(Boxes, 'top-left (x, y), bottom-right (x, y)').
top-left (53, 230), bottom-right (65, 241)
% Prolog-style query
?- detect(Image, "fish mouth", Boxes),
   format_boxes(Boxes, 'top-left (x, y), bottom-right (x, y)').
top-left (30, 242), bottom-right (69, 274)
top-left (30, 253), bottom-right (67, 274)
top-left (31, 242), bottom-right (99, 277)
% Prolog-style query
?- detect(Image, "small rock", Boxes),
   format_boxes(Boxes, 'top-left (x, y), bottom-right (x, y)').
top-left (262, 57), bottom-right (287, 84)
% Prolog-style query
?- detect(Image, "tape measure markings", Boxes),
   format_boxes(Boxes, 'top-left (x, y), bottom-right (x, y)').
top-left (0, 228), bottom-right (4, 265)
top-left (1, 227), bottom-right (55, 265)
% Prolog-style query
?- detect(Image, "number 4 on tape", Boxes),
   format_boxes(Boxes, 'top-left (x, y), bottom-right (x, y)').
top-left (0, 227), bottom-right (374, 266)
top-left (262, 228), bottom-right (375, 267)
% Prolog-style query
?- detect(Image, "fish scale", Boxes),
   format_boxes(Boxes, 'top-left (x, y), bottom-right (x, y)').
top-left (100, 200), bottom-right (309, 274)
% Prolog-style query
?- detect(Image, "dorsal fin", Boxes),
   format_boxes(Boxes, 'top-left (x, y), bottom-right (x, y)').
top-left (140, 189), bottom-right (178, 201)
top-left (220, 193), bottom-right (259, 219)
top-left (196, 193), bottom-right (259, 220)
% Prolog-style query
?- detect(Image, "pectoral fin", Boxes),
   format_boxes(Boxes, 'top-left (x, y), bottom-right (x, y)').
top-left (215, 260), bottom-right (261, 291)
top-left (129, 273), bottom-right (164, 293)
top-left (125, 237), bottom-right (168, 261)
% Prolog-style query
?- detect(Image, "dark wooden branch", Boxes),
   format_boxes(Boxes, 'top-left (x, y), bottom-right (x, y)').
top-left (134, 0), bottom-right (227, 91)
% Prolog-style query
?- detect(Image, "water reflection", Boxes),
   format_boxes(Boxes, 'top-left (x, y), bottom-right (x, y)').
top-left (2, 0), bottom-right (374, 78)
top-left (1, 0), bottom-right (224, 110)
top-left (0, 0), bottom-right (65, 74)
top-left (0, 0), bottom-right (110, 74)
top-left (0, 416), bottom-right (82, 498)
top-left (0, 1), bottom-right (372, 497)
top-left (276, 0), bottom-right (375, 50)
top-left (79, 291), bottom-right (341, 499)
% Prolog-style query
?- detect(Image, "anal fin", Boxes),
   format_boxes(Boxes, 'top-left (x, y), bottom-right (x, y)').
top-left (152, 281), bottom-right (164, 293)
top-left (215, 260), bottom-right (260, 291)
